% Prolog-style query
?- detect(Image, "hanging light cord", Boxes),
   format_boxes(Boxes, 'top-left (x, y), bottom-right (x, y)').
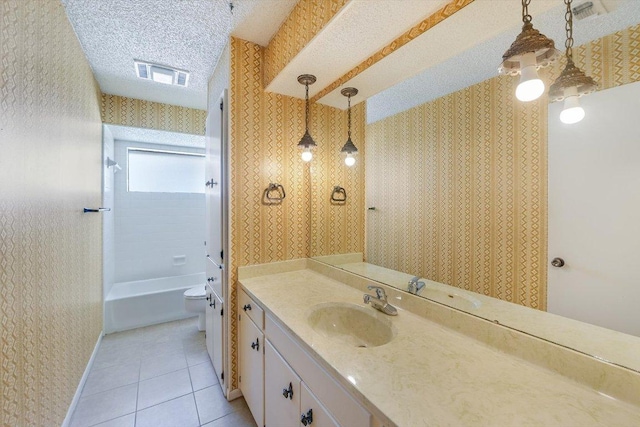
top-left (347, 94), bottom-right (352, 139)
top-left (564, 0), bottom-right (574, 59)
top-left (305, 83), bottom-right (310, 131)
top-left (522, 0), bottom-right (532, 23)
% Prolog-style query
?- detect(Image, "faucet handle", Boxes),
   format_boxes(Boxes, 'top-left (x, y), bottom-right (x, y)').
top-left (367, 285), bottom-right (386, 300)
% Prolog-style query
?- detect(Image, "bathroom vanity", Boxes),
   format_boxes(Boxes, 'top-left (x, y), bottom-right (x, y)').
top-left (237, 259), bottom-right (640, 427)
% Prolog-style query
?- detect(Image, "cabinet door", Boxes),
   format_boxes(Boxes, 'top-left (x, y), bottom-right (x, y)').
top-left (205, 284), bottom-right (215, 362)
top-left (265, 341), bottom-right (301, 427)
top-left (211, 290), bottom-right (224, 387)
top-left (300, 383), bottom-right (339, 427)
top-left (239, 313), bottom-right (264, 427)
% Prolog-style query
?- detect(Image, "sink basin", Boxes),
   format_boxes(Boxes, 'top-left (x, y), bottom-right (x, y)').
top-left (307, 302), bottom-right (395, 348)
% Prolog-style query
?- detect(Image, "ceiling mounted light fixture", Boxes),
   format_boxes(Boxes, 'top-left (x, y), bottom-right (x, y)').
top-left (134, 60), bottom-right (190, 87)
top-left (340, 87), bottom-right (358, 167)
top-left (549, 0), bottom-right (597, 124)
top-left (297, 74), bottom-right (317, 162)
top-left (499, 0), bottom-right (560, 102)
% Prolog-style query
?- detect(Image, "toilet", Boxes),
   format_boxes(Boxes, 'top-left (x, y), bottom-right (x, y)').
top-left (184, 285), bottom-right (207, 331)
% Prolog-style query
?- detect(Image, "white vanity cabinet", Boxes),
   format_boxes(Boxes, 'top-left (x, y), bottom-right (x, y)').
top-left (205, 284), bottom-right (224, 388)
top-left (239, 287), bottom-right (374, 427)
top-left (239, 289), bottom-right (265, 427)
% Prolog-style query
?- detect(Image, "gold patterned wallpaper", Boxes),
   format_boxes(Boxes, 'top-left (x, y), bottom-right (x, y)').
top-left (0, 1), bottom-right (103, 425)
top-left (365, 23), bottom-right (640, 311)
top-left (228, 37), bottom-right (364, 391)
top-left (101, 94), bottom-right (207, 135)
top-left (263, 0), bottom-right (349, 88)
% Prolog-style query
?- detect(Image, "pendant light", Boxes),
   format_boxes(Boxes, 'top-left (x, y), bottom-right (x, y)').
top-left (297, 74), bottom-right (317, 162)
top-left (340, 87), bottom-right (358, 167)
top-left (499, 0), bottom-right (560, 102)
top-left (549, 0), bottom-right (597, 124)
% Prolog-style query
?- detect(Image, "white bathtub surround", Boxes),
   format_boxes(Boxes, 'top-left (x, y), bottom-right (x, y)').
top-left (105, 273), bottom-right (205, 333)
top-left (113, 140), bottom-right (205, 284)
top-left (68, 319), bottom-right (255, 427)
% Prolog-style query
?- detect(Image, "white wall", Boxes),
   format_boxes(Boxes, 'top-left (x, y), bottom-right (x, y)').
top-left (103, 126), bottom-right (115, 299)
top-left (114, 140), bottom-right (205, 283)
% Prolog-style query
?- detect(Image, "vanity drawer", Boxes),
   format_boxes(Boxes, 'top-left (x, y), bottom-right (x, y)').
top-left (239, 288), bottom-right (264, 329)
top-left (266, 314), bottom-right (371, 427)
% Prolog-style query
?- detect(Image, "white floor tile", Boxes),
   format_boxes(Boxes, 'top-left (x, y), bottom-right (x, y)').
top-left (82, 361), bottom-right (140, 397)
top-left (92, 413), bottom-right (135, 427)
top-left (92, 342), bottom-right (143, 371)
top-left (135, 394), bottom-right (200, 427)
top-left (194, 385), bottom-right (237, 425)
top-left (189, 361), bottom-right (218, 391)
top-left (70, 384), bottom-right (137, 427)
top-left (201, 399), bottom-right (256, 427)
top-left (184, 345), bottom-right (210, 367)
top-left (139, 349), bottom-right (187, 380)
top-left (137, 368), bottom-right (193, 410)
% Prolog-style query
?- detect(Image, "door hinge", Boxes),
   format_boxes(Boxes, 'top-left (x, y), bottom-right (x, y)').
top-left (239, 375), bottom-right (241, 383)
top-left (221, 308), bottom-right (224, 316)
top-left (221, 371), bottom-right (224, 381)
top-left (220, 100), bottom-right (223, 111)
top-left (220, 250), bottom-right (224, 260)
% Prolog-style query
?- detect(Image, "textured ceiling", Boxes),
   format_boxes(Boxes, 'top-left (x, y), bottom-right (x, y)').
top-left (107, 125), bottom-right (205, 149)
top-left (62, 0), bottom-right (296, 110)
top-left (366, 0), bottom-right (640, 123)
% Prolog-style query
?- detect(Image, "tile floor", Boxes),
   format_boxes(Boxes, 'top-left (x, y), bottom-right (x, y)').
top-left (70, 318), bottom-right (256, 427)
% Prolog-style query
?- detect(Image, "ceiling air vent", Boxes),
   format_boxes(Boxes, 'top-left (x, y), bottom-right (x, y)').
top-left (572, 0), bottom-right (608, 21)
top-left (134, 60), bottom-right (190, 87)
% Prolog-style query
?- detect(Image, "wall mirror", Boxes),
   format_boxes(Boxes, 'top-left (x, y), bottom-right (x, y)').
top-left (311, 0), bottom-right (640, 374)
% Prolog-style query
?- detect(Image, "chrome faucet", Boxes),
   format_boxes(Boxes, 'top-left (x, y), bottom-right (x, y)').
top-left (363, 285), bottom-right (398, 316)
top-left (407, 276), bottom-right (426, 295)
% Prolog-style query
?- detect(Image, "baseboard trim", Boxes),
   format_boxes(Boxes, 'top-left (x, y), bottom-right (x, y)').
top-left (61, 331), bottom-right (103, 427)
top-left (228, 387), bottom-right (243, 401)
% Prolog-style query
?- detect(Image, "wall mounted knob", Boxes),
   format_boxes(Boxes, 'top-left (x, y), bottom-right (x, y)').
top-left (551, 257), bottom-right (565, 268)
top-left (243, 304), bottom-right (252, 311)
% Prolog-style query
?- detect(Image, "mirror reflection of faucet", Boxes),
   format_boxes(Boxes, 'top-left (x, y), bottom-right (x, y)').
top-left (407, 276), bottom-right (426, 295)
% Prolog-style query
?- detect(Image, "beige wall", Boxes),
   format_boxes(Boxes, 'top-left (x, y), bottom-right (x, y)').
top-left (101, 94), bottom-right (207, 135)
top-left (366, 23), bottom-right (640, 310)
top-left (0, 1), bottom-right (103, 425)
top-left (228, 37), bottom-right (365, 391)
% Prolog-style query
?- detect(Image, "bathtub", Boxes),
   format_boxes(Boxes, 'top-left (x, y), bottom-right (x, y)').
top-left (104, 273), bottom-right (206, 334)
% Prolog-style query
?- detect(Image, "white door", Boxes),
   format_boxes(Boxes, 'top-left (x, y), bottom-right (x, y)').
top-left (205, 94), bottom-right (223, 268)
top-left (239, 314), bottom-right (264, 427)
top-left (548, 80), bottom-right (640, 337)
top-left (299, 383), bottom-right (339, 427)
top-left (265, 341), bottom-right (301, 427)
top-left (211, 289), bottom-right (224, 388)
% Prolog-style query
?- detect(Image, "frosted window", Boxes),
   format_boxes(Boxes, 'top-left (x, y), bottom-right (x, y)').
top-left (128, 149), bottom-right (205, 193)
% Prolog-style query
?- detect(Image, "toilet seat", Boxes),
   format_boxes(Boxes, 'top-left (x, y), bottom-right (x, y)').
top-left (184, 286), bottom-right (206, 300)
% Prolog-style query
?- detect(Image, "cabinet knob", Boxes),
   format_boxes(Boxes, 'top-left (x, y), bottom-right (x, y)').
top-left (301, 409), bottom-right (313, 426)
top-left (243, 304), bottom-right (252, 311)
top-left (250, 338), bottom-right (260, 351)
top-left (207, 277), bottom-right (217, 282)
top-left (282, 382), bottom-right (293, 400)
top-left (206, 295), bottom-right (211, 301)
top-left (210, 299), bottom-right (215, 308)
top-left (205, 179), bottom-right (218, 187)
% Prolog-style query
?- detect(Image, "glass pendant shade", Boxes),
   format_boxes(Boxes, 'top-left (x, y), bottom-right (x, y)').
top-left (499, 0), bottom-right (560, 102)
top-left (297, 74), bottom-right (317, 161)
top-left (340, 87), bottom-right (358, 167)
top-left (549, 0), bottom-right (597, 124)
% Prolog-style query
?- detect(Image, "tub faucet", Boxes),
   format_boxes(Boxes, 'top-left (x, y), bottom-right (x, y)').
top-left (364, 285), bottom-right (398, 316)
top-left (407, 276), bottom-right (426, 295)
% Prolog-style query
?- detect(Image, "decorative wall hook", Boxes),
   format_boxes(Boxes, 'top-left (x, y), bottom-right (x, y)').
top-left (262, 183), bottom-right (286, 205)
top-left (331, 186), bottom-right (347, 204)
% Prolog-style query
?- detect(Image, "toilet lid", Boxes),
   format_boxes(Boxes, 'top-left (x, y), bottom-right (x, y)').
top-left (184, 286), bottom-right (206, 299)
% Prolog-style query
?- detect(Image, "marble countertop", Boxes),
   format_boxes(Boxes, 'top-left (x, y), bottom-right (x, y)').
top-left (240, 267), bottom-right (640, 427)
